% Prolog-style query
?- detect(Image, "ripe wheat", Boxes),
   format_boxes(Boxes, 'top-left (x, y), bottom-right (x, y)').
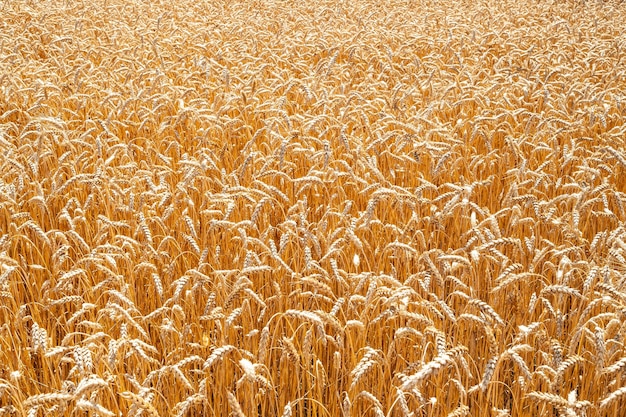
top-left (1, 0), bottom-right (626, 416)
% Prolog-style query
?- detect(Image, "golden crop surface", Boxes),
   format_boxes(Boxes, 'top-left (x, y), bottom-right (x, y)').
top-left (1, 0), bottom-right (626, 415)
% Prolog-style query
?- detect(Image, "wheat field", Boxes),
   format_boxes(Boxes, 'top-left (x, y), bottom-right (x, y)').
top-left (1, 0), bottom-right (626, 416)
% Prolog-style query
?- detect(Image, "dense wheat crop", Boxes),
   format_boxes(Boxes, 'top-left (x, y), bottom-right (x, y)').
top-left (1, 0), bottom-right (626, 415)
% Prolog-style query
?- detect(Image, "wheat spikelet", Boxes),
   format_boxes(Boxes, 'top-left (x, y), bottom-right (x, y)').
top-left (447, 405), bottom-right (469, 417)
top-left (280, 403), bottom-right (293, 417)
top-left (257, 325), bottom-right (270, 364)
top-left (284, 309), bottom-right (324, 327)
top-left (75, 399), bottom-right (116, 417)
top-left (151, 273), bottom-right (164, 298)
top-left (120, 391), bottom-right (160, 417)
top-left (127, 338), bottom-right (159, 364)
top-left (30, 322), bottom-right (47, 354)
top-left (541, 285), bottom-right (582, 299)
top-left (169, 365), bottom-right (194, 392)
top-left (281, 337), bottom-right (300, 364)
top-left (394, 387), bottom-right (414, 417)
top-left (173, 394), bottom-right (206, 417)
top-left (401, 351), bottom-right (454, 391)
top-left (600, 386), bottom-right (626, 408)
top-left (204, 345), bottom-right (237, 370)
top-left (226, 307), bottom-right (242, 329)
top-left (24, 393), bottom-right (74, 408)
top-left (604, 356), bottom-right (626, 375)
top-left (74, 375), bottom-right (108, 399)
top-left (226, 391), bottom-right (246, 417)
top-left (468, 299), bottom-right (505, 327)
top-left (103, 302), bottom-right (149, 340)
top-left (350, 347), bottom-right (380, 390)
top-left (21, 220), bottom-right (50, 247)
top-left (526, 391), bottom-right (571, 408)
top-left (171, 275), bottom-right (190, 302)
top-left (472, 356), bottom-right (498, 393)
top-left (73, 347), bottom-right (93, 376)
top-left (65, 229), bottom-right (90, 253)
top-left (356, 390), bottom-right (384, 417)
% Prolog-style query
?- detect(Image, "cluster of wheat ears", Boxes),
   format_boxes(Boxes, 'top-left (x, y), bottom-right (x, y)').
top-left (1, 0), bottom-right (626, 416)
